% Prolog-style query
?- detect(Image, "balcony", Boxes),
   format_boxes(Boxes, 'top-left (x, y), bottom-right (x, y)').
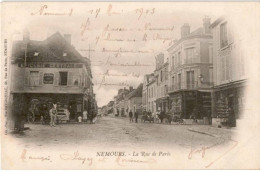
top-left (168, 81), bottom-right (213, 93)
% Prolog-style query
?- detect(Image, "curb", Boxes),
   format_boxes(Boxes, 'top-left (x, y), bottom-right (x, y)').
top-left (187, 128), bottom-right (219, 138)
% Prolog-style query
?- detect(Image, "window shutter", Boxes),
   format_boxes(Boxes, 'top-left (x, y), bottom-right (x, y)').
top-left (39, 72), bottom-right (43, 85)
top-left (54, 72), bottom-right (59, 86)
top-left (24, 71), bottom-right (30, 86)
top-left (68, 72), bottom-right (73, 86)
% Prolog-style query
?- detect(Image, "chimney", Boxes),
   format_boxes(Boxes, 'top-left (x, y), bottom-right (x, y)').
top-left (203, 17), bottom-right (211, 34)
top-left (23, 28), bottom-right (30, 42)
top-left (64, 34), bottom-right (71, 45)
top-left (181, 23), bottom-right (190, 38)
top-left (129, 86), bottom-right (133, 92)
top-left (155, 53), bottom-right (164, 69)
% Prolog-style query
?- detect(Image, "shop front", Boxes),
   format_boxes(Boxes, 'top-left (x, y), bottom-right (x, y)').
top-left (12, 93), bottom-right (84, 122)
top-left (156, 97), bottom-right (169, 113)
top-left (212, 80), bottom-right (246, 127)
top-left (169, 90), bottom-right (211, 119)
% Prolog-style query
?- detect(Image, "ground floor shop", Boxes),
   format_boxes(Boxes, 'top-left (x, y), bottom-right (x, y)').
top-left (10, 92), bottom-right (96, 123)
top-left (156, 97), bottom-right (169, 113)
top-left (168, 90), bottom-right (212, 119)
top-left (212, 80), bottom-right (246, 127)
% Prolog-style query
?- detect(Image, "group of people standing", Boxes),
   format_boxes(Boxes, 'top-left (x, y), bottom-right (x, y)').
top-left (128, 110), bottom-right (138, 123)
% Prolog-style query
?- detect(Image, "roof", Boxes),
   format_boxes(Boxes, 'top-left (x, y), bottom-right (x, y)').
top-left (147, 78), bottom-right (156, 86)
top-left (144, 73), bottom-right (154, 83)
top-left (167, 26), bottom-right (212, 52)
top-left (126, 83), bottom-right (143, 99)
top-left (12, 32), bottom-right (89, 64)
top-left (210, 17), bottom-right (225, 28)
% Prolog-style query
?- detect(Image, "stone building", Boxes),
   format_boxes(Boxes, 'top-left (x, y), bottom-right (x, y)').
top-left (146, 74), bottom-right (157, 114)
top-left (154, 53), bottom-right (169, 113)
top-left (210, 17), bottom-right (247, 127)
top-left (142, 74), bottom-right (154, 112)
top-left (10, 31), bottom-right (95, 125)
top-left (126, 84), bottom-right (143, 117)
top-left (167, 18), bottom-right (213, 119)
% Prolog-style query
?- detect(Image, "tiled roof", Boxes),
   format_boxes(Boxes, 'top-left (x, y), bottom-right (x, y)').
top-left (127, 83), bottom-right (143, 99)
top-left (12, 32), bottom-right (88, 64)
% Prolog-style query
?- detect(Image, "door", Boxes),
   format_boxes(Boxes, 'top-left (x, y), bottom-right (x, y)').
top-left (186, 100), bottom-right (195, 119)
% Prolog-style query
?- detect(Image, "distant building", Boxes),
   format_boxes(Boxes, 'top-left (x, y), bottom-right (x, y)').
top-left (146, 74), bottom-right (156, 114)
top-left (126, 84), bottom-right (143, 117)
top-left (142, 74), bottom-right (154, 112)
top-left (10, 31), bottom-right (95, 126)
top-left (210, 17), bottom-right (247, 127)
top-left (113, 87), bottom-right (131, 117)
top-left (154, 53), bottom-right (169, 112)
top-left (167, 18), bottom-right (213, 119)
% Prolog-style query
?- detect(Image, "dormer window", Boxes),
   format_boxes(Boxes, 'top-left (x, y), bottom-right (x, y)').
top-left (63, 52), bottom-right (67, 56)
top-left (34, 52), bottom-right (39, 56)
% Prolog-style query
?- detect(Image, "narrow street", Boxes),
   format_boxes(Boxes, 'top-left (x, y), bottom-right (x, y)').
top-left (13, 116), bottom-right (234, 150)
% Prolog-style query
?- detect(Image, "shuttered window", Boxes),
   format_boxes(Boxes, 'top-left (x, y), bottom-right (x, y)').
top-left (29, 71), bottom-right (39, 86)
top-left (59, 72), bottom-right (68, 86)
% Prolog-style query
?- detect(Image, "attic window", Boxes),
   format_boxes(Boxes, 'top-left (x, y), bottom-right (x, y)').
top-left (34, 52), bottom-right (39, 56)
top-left (63, 52), bottom-right (67, 57)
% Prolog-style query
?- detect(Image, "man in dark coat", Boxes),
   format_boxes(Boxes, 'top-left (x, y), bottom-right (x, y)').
top-left (129, 110), bottom-right (133, 123)
top-left (134, 111), bottom-right (138, 123)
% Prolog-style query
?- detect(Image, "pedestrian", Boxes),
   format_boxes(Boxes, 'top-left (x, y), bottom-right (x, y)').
top-left (129, 110), bottom-right (133, 123)
top-left (78, 115), bottom-right (82, 123)
top-left (49, 104), bottom-right (57, 127)
top-left (134, 111), bottom-right (138, 123)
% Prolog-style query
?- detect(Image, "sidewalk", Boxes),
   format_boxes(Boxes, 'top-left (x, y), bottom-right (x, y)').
top-left (188, 125), bottom-right (237, 138)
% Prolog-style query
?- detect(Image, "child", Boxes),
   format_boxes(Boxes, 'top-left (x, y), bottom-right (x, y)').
top-left (78, 116), bottom-right (82, 123)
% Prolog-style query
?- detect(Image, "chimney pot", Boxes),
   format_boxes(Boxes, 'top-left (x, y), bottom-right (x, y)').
top-left (181, 23), bottom-right (190, 38)
top-left (203, 17), bottom-right (211, 34)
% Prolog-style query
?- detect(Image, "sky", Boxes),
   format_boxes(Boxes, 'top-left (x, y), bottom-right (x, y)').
top-left (3, 2), bottom-right (256, 107)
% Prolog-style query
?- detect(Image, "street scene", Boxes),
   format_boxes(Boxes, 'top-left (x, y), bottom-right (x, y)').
top-left (3, 2), bottom-right (257, 170)
top-left (13, 115), bottom-right (234, 150)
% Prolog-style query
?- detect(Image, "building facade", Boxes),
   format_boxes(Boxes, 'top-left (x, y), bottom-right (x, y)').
top-left (126, 84), bottom-right (143, 117)
top-left (142, 74), bottom-right (153, 112)
top-left (167, 18), bottom-right (213, 119)
top-left (10, 31), bottom-right (95, 124)
top-left (211, 17), bottom-right (247, 127)
top-left (146, 75), bottom-right (157, 114)
top-left (154, 53), bottom-right (169, 113)
top-left (113, 88), bottom-right (131, 117)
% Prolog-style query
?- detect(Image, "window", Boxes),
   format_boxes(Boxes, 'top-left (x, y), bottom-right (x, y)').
top-left (59, 72), bottom-right (68, 86)
top-left (220, 23), bottom-right (228, 48)
top-left (172, 56), bottom-right (175, 69)
top-left (186, 71), bottom-right (195, 89)
top-left (209, 46), bottom-right (213, 63)
top-left (220, 56), bottom-right (231, 82)
top-left (72, 75), bottom-right (80, 86)
top-left (172, 76), bottom-right (175, 89)
top-left (178, 52), bottom-right (181, 65)
top-left (185, 48), bottom-right (195, 64)
top-left (29, 71), bottom-right (39, 86)
top-left (161, 70), bottom-right (163, 82)
top-left (178, 73), bottom-right (181, 89)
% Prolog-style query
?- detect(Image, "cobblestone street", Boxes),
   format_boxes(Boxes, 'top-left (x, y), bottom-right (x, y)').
top-left (13, 116), bottom-right (234, 150)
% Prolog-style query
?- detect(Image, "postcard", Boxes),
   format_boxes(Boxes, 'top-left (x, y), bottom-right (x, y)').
top-left (1, 1), bottom-right (260, 169)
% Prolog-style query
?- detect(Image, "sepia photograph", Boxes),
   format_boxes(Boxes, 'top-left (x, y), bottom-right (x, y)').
top-left (1, 1), bottom-right (260, 170)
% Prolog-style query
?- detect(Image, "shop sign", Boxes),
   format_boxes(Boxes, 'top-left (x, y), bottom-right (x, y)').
top-left (43, 73), bottom-right (54, 84)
